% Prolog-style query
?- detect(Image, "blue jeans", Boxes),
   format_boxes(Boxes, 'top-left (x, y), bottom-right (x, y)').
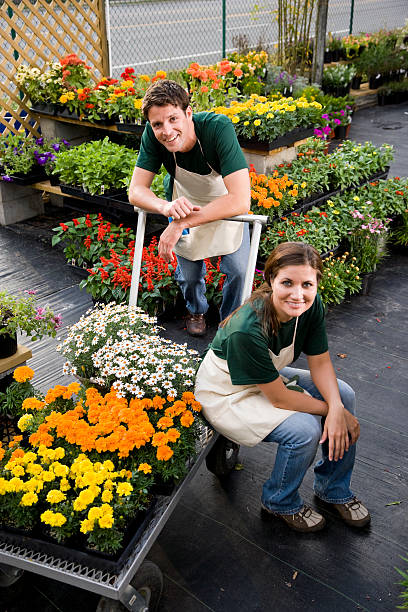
top-left (174, 223), bottom-right (250, 321)
top-left (261, 366), bottom-right (356, 515)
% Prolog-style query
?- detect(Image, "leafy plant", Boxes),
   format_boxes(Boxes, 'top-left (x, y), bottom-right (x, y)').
top-left (319, 252), bottom-right (361, 307)
top-left (396, 556), bottom-right (408, 609)
top-left (348, 210), bottom-right (391, 273)
top-left (0, 134), bottom-right (70, 179)
top-left (322, 64), bottom-right (356, 90)
top-left (0, 366), bottom-right (43, 419)
top-left (52, 137), bottom-right (138, 195)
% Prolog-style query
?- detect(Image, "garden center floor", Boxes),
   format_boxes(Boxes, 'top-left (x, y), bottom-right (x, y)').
top-left (1, 102), bottom-right (408, 611)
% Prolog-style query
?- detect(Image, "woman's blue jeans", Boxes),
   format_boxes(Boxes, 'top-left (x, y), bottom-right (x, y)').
top-left (174, 223), bottom-right (250, 321)
top-left (261, 366), bottom-right (356, 515)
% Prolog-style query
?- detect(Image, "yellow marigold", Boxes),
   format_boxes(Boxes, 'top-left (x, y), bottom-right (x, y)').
top-left (13, 366), bottom-right (34, 383)
top-left (102, 489), bottom-right (113, 503)
top-left (59, 94), bottom-right (68, 103)
top-left (46, 489), bottom-right (66, 504)
top-left (155, 70), bottom-right (167, 79)
top-left (156, 445), bottom-right (173, 461)
top-left (22, 397), bottom-right (46, 411)
top-left (180, 410), bottom-right (194, 428)
top-left (17, 414), bottom-right (33, 432)
top-left (138, 463), bottom-right (152, 474)
top-left (60, 478), bottom-right (70, 492)
top-left (116, 482), bottom-right (133, 497)
top-left (80, 518), bottom-right (93, 533)
top-left (11, 465), bottom-right (25, 477)
top-left (20, 491), bottom-right (38, 506)
top-left (253, 119), bottom-right (261, 126)
top-left (139, 74), bottom-right (150, 82)
top-left (134, 98), bottom-right (143, 109)
top-left (99, 515), bottom-right (114, 529)
top-left (88, 506), bottom-right (103, 521)
top-left (41, 510), bottom-right (66, 527)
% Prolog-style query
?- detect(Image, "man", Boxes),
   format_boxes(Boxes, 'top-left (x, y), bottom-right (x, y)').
top-left (128, 80), bottom-right (250, 336)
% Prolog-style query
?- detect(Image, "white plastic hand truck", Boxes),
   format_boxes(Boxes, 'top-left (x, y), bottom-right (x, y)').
top-left (0, 210), bottom-right (268, 611)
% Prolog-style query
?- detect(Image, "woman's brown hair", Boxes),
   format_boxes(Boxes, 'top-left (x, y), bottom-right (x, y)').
top-left (220, 242), bottom-right (323, 335)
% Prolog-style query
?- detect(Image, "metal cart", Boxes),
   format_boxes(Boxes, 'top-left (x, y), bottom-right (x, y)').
top-left (0, 210), bottom-right (268, 611)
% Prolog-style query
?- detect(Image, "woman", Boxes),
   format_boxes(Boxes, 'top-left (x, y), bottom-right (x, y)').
top-left (195, 242), bottom-right (370, 533)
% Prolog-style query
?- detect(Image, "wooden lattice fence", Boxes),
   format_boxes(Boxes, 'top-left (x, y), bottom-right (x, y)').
top-left (0, 0), bottom-right (109, 137)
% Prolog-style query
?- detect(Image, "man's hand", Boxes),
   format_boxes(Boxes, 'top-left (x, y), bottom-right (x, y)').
top-left (158, 222), bottom-right (185, 262)
top-left (343, 410), bottom-right (360, 445)
top-left (163, 197), bottom-right (200, 219)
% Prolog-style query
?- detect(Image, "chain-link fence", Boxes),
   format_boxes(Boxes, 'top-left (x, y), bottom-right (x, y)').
top-left (107, 0), bottom-right (408, 77)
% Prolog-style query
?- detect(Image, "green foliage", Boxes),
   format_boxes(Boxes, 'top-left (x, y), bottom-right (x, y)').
top-left (0, 134), bottom-right (70, 177)
top-left (396, 556), bottom-right (408, 609)
top-left (52, 137), bottom-right (138, 194)
top-left (319, 253), bottom-right (362, 307)
top-left (322, 64), bottom-right (356, 89)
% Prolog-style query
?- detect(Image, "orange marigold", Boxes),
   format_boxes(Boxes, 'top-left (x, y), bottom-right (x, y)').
top-left (138, 463), bottom-right (152, 474)
top-left (156, 445), bottom-right (173, 461)
top-left (13, 366), bottom-right (34, 383)
top-left (180, 410), bottom-right (194, 428)
top-left (152, 432), bottom-right (168, 447)
top-left (157, 416), bottom-right (174, 430)
top-left (22, 397), bottom-right (46, 411)
top-left (166, 428), bottom-right (181, 443)
top-left (181, 391), bottom-right (195, 403)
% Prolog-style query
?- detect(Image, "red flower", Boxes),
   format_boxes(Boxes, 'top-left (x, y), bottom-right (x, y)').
top-left (85, 103), bottom-right (95, 109)
top-left (60, 223), bottom-right (68, 231)
top-left (72, 218), bottom-right (79, 226)
top-left (84, 236), bottom-right (92, 249)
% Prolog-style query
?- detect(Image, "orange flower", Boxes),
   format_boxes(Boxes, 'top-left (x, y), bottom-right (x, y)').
top-left (182, 391), bottom-right (195, 403)
top-left (152, 432), bottom-right (168, 447)
top-left (156, 445), bottom-right (173, 461)
top-left (157, 416), bottom-right (174, 430)
top-left (233, 68), bottom-right (243, 77)
top-left (166, 428), bottom-right (181, 443)
top-left (22, 397), bottom-right (46, 411)
top-left (13, 366), bottom-right (34, 383)
top-left (8, 437), bottom-right (23, 449)
top-left (138, 463), bottom-right (152, 474)
top-left (180, 410), bottom-right (194, 428)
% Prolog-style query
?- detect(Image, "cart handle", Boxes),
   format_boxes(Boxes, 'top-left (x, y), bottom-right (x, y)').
top-left (129, 210), bottom-right (268, 308)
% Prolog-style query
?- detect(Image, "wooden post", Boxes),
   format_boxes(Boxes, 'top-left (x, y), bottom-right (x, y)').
top-left (312, 0), bottom-right (329, 85)
top-left (98, 0), bottom-right (110, 77)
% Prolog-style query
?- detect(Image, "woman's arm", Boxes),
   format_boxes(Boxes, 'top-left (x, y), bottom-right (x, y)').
top-left (307, 351), bottom-right (360, 461)
top-left (258, 377), bottom-right (329, 416)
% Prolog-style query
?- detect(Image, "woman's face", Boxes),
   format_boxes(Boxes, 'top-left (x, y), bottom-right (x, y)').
top-left (271, 264), bottom-right (318, 322)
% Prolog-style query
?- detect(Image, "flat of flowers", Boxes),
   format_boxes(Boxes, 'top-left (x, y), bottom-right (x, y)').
top-left (0, 499), bottom-right (157, 574)
top-left (239, 127), bottom-right (315, 151)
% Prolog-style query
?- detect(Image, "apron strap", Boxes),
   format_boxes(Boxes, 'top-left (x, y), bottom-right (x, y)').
top-left (172, 138), bottom-right (216, 174)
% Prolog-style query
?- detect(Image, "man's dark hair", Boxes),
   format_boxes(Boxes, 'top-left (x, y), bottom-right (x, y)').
top-left (142, 80), bottom-right (190, 120)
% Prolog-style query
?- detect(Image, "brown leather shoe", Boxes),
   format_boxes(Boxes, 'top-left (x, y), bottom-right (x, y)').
top-left (261, 503), bottom-right (326, 533)
top-left (186, 313), bottom-right (206, 337)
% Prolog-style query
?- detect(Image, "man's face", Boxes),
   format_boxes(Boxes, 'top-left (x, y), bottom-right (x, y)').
top-left (147, 104), bottom-right (196, 153)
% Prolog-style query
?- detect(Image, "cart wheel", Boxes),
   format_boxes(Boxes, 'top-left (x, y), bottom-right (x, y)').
top-left (0, 563), bottom-right (24, 587)
top-left (205, 435), bottom-right (240, 477)
top-left (96, 560), bottom-right (163, 612)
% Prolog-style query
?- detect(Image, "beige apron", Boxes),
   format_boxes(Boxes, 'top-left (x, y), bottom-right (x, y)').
top-left (172, 139), bottom-right (244, 261)
top-left (195, 317), bottom-right (310, 446)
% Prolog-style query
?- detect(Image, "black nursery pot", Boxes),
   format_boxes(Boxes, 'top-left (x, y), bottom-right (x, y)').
top-left (0, 332), bottom-right (18, 359)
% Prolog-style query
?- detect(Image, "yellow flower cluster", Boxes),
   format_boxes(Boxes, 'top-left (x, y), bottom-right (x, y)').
top-left (40, 510), bottom-right (67, 527)
top-left (80, 503), bottom-right (114, 533)
top-left (212, 94), bottom-right (322, 123)
top-left (59, 91), bottom-right (75, 103)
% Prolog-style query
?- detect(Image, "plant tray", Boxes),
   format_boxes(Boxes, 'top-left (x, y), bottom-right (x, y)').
top-left (30, 103), bottom-right (56, 116)
top-left (0, 499), bottom-right (157, 574)
top-left (0, 168), bottom-right (48, 185)
top-left (60, 184), bottom-right (128, 205)
top-left (66, 262), bottom-right (90, 278)
top-left (114, 121), bottom-right (146, 135)
top-left (239, 127), bottom-right (315, 151)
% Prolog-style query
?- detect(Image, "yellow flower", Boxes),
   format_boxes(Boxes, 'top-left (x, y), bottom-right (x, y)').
top-left (134, 98), bottom-right (143, 109)
top-left (13, 366), bottom-right (34, 383)
top-left (88, 506), bottom-right (103, 521)
top-left (46, 489), bottom-right (66, 504)
top-left (231, 116), bottom-right (239, 124)
top-left (253, 119), bottom-right (261, 126)
top-left (103, 460), bottom-right (114, 472)
top-left (11, 465), bottom-right (25, 477)
top-left (59, 94), bottom-right (68, 104)
top-left (333, 210), bottom-right (340, 215)
top-left (20, 492), bottom-right (38, 506)
top-left (60, 478), bottom-right (70, 492)
top-left (102, 489), bottom-right (113, 503)
top-left (80, 519), bottom-right (93, 533)
top-left (138, 463), bottom-right (152, 474)
top-left (243, 120), bottom-right (249, 126)
top-left (353, 196), bottom-right (360, 201)
top-left (116, 482), bottom-right (133, 497)
top-left (99, 515), bottom-right (114, 529)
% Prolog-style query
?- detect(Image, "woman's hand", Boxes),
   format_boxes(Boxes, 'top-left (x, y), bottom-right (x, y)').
top-left (343, 409), bottom-right (360, 445)
top-left (320, 407), bottom-right (349, 461)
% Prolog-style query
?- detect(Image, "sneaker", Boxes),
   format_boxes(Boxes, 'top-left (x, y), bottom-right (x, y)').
top-left (261, 503), bottom-right (326, 533)
top-left (329, 497), bottom-right (371, 527)
top-left (185, 313), bottom-right (206, 337)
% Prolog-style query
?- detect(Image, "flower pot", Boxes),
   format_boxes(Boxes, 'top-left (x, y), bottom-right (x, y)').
top-left (369, 74), bottom-right (383, 90)
top-left (0, 332), bottom-right (17, 359)
top-left (351, 75), bottom-right (362, 90)
top-left (55, 107), bottom-right (80, 120)
top-left (238, 127), bottom-right (315, 151)
top-left (114, 121), bottom-right (146, 135)
top-left (334, 124), bottom-right (351, 140)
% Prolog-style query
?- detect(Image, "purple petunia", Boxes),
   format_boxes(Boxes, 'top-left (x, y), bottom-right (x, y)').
top-left (2, 175), bottom-right (13, 182)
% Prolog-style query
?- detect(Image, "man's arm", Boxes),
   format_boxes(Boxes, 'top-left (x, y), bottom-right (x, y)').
top-left (129, 166), bottom-right (200, 220)
top-left (158, 168), bottom-right (251, 261)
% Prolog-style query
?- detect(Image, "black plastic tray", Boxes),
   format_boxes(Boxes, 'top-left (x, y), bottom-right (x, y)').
top-left (239, 127), bottom-right (315, 151)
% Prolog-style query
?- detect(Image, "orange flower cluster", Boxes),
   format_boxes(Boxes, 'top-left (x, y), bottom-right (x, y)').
top-left (186, 60), bottom-right (242, 91)
top-left (27, 386), bottom-right (201, 461)
top-left (250, 169), bottom-right (296, 210)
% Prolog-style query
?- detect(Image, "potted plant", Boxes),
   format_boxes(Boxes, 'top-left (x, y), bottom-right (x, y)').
top-left (325, 33), bottom-right (343, 62)
top-left (51, 213), bottom-right (134, 269)
top-left (322, 64), bottom-right (356, 97)
top-left (319, 252), bottom-right (362, 307)
top-left (0, 365), bottom-right (43, 420)
top-left (0, 290), bottom-right (62, 358)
